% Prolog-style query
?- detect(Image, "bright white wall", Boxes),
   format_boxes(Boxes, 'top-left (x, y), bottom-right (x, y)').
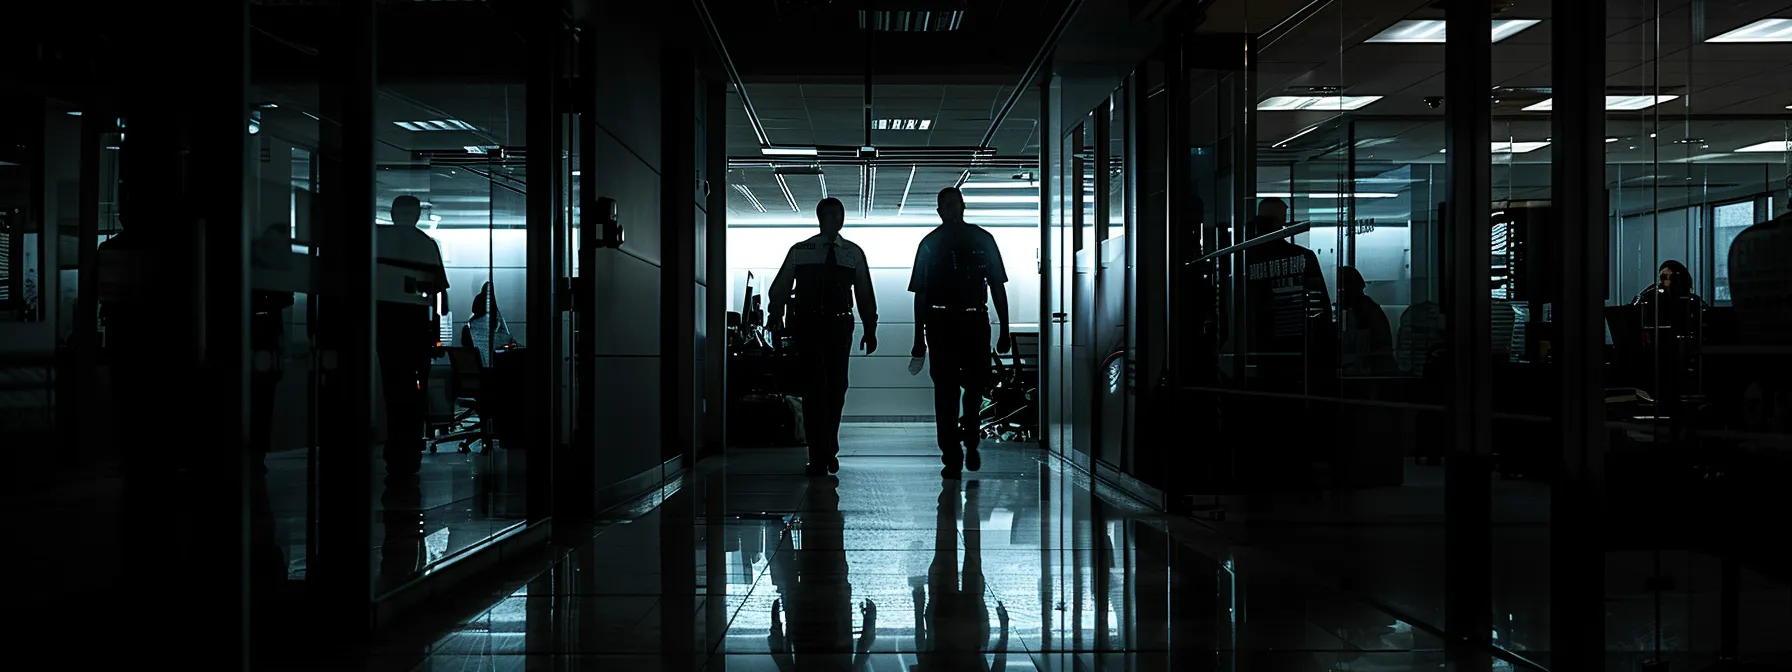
top-left (727, 225), bottom-right (1042, 419)
top-left (421, 228), bottom-right (532, 345)
top-left (1297, 224), bottom-right (1415, 316)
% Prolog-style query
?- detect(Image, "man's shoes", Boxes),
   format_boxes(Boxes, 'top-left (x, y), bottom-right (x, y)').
top-left (961, 424), bottom-right (981, 451)
top-left (965, 446), bottom-right (981, 472)
top-left (941, 466), bottom-right (962, 480)
top-left (828, 457), bottom-right (840, 474)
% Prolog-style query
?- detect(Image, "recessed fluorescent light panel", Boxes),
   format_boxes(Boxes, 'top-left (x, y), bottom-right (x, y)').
top-left (731, 184), bottom-right (768, 213)
top-left (873, 119), bottom-right (932, 131)
top-left (962, 194), bottom-right (1040, 204)
top-left (1733, 140), bottom-right (1790, 153)
top-left (860, 10), bottom-right (965, 32)
top-left (1706, 18), bottom-right (1792, 43)
top-left (1494, 141), bottom-right (1551, 153)
top-left (1257, 192), bottom-right (1400, 199)
top-left (1523, 95), bottom-right (1679, 112)
top-left (1258, 95), bottom-right (1383, 111)
top-left (761, 147), bottom-right (819, 156)
top-left (1365, 19), bottom-right (1542, 44)
top-left (393, 119), bottom-right (478, 132)
top-left (1439, 142), bottom-right (1553, 154)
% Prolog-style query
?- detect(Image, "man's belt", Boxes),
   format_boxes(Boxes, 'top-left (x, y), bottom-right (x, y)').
top-left (929, 305), bottom-right (987, 312)
top-left (796, 311), bottom-right (854, 318)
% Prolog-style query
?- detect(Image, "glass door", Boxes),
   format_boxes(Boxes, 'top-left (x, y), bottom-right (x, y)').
top-left (1071, 117), bottom-right (1097, 469)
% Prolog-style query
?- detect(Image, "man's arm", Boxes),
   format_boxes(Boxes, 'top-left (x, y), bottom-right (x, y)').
top-left (852, 245), bottom-right (879, 346)
top-left (907, 241), bottom-right (929, 357)
top-left (768, 248), bottom-right (797, 331)
top-left (985, 233), bottom-right (1012, 351)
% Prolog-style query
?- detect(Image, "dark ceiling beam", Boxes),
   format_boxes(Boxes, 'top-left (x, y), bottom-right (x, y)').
top-left (735, 61), bottom-right (1029, 83)
top-left (692, 0), bottom-right (771, 147)
top-left (979, 0), bottom-right (1087, 148)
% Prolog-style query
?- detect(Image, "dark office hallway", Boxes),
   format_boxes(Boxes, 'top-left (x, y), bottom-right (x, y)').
top-left (9, 0), bottom-right (1792, 670)
top-left (329, 424), bottom-right (1447, 671)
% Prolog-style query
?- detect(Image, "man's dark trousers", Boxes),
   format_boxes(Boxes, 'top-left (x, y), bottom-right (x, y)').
top-left (377, 303), bottom-right (433, 476)
top-left (924, 309), bottom-right (991, 467)
top-left (795, 314), bottom-right (855, 466)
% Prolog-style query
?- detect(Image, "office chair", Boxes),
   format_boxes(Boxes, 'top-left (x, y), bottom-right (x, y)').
top-left (428, 345), bottom-right (487, 453)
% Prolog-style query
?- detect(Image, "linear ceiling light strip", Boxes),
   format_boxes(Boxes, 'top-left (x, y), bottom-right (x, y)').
top-left (897, 165), bottom-right (918, 216)
top-left (773, 173), bottom-right (799, 212)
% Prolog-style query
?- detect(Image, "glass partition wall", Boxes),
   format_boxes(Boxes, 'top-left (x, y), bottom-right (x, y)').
top-left (1142, 0), bottom-right (1792, 666)
top-left (368, 80), bottom-right (532, 595)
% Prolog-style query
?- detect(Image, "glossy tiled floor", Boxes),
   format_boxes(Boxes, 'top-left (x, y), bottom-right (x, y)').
top-left (349, 424), bottom-right (1461, 671)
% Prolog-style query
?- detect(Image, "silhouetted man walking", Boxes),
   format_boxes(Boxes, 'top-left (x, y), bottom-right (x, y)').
top-left (770, 197), bottom-right (880, 477)
top-left (908, 187), bottom-right (1011, 479)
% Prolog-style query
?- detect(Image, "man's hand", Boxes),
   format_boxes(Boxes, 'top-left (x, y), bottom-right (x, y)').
top-left (908, 343), bottom-right (925, 376)
top-left (860, 331), bottom-right (878, 355)
top-left (996, 328), bottom-right (1012, 355)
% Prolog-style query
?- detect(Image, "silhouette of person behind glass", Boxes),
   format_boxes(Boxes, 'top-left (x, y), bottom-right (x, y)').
top-left (376, 195), bottom-right (449, 478)
top-left (913, 479), bottom-right (1009, 672)
top-left (460, 281), bottom-right (518, 367)
top-left (768, 478), bottom-right (877, 671)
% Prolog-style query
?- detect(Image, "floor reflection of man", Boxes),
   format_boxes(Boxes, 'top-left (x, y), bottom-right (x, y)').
top-left (768, 479), bottom-right (877, 671)
top-left (914, 480), bottom-right (1009, 672)
top-left (375, 474), bottom-right (427, 594)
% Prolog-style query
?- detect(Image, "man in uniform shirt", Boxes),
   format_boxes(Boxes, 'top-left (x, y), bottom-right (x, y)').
top-left (377, 195), bottom-right (450, 478)
top-left (908, 187), bottom-right (1011, 479)
top-left (769, 197), bottom-right (880, 477)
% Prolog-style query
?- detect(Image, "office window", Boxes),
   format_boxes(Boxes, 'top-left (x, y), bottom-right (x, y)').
top-left (1711, 199), bottom-right (1754, 303)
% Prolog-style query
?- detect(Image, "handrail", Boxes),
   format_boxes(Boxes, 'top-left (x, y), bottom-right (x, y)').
top-left (1187, 222), bottom-right (1312, 265)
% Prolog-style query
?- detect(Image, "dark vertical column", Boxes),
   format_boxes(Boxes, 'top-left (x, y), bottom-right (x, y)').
top-left (1037, 76), bottom-right (1055, 451)
top-left (525, 3), bottom-right (563, 522)
top-left (1092, 97), bottom-right (1112, 463)
top-left (1550, 0), bottom-right (1607, 667)
top-left (661, 45), bottom-right (698, 468)
top-left (1164, 36), bottom-right (1187, 396)
top-left (704, 77), bottom-right (729, 457)
top-left (1442, 0), bottom-right (1493, 665)
top-left (1121, 73), bottom-right (1140, 475)
top-left (566, 11), bottom-right (600, 522)
top-left (194, 2), bottom-right (253, 663)
top-left (115, 0), bottom-right (253, 663)
top-left (69, 101), bottom-right (105, 464)
top-left (316, 0), bottom-right (379, 638)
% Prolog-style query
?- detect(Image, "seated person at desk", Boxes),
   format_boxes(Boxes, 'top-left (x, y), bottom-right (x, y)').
top-left (1632, 259), bottom-right (1703, 343)
top-left (460, 281), bottom-right (519, 367)
top-left (1628, 259), bottom-right (1703, 405)
top-left (1336, 266), bottom-right (1395, 375)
